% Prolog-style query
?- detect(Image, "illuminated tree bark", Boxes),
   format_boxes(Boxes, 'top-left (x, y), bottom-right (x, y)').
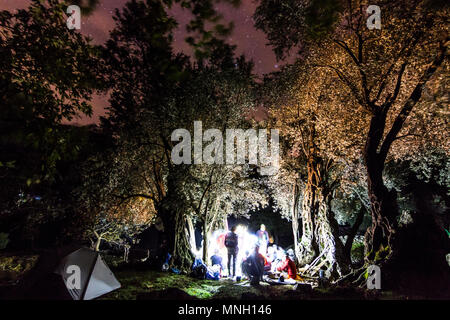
top-left (186, 215), bottom-right (197, 255)
top-left (296, 128), bottom-right (349, 275)
top-left (297, 159), bottom-right (320, 265)
top-left (173, 207), bottom-right (194, 271)
top-left (363, 110), bottom-right (399, 262)
top-left (159, 166), bottom-right (194, 272)
top-left (363, 41), bottom-right (447, 263)
top-left (291, 182), bottom-right (302, 263)
top-left (202, 204), bottom-right (210, 264)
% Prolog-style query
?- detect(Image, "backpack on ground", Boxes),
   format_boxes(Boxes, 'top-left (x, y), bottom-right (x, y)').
top-left (191, 258), bottom-right (207, 280)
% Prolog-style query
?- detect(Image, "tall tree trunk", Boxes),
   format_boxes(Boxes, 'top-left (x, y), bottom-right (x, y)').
top-left (363, 111), bottom-right (398, 262)
top-left (202, 217), bottom-right (208, 263)
top-left (291, 182), bottom-right (302, 263)
top-left (297, 141), bottom-right (348, 275)
top-left (297, 172), bottom-right (319, 265)
top-left (323, 192), bottom-right (351, 276)
top-left (158, 167), bottom-right (194, 272)
top-left (357, 40), bottom-right (448, 292)
top-left (297, 148), bottom-right (323, 266)
top-left (363, 38), bottom-right (447, 264)
top-left (308, 185), bottom-right (349, 277)
top-left (172, 206), bottom-right (194, 272)
top-left (186, 215), bottom-right (197, 255)
top-left (343, 206), bottom-right (365, 264)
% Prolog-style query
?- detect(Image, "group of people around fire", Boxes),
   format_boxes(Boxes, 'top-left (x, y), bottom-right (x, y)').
top-left (209, 224), bottom-right (298, 285)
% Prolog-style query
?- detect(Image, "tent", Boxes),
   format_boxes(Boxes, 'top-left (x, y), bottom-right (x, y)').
top-left (55, 248), bottom-right (121, 300)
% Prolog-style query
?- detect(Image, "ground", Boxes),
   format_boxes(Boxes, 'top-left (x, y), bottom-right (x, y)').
top-left (0, 253), bottom-right (431, 300)
top-left (100, 268), bottom-right (398, 300)
top-left (0, 253), bottom-right (39, 283)
top-left (99, 269), bottom-right (299, 300)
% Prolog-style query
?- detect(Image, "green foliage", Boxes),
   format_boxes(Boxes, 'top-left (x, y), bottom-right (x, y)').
top-left (100, 269), bottom-right (222, 300)
top-left (95, 0), bottom-right (264, 268)
top-left (384, 149), bottom-right (449, 222)
top-left (254, 0), bottom-right (342, 59)
top-left (100, 269), bottom-right (295, 300)
top-left (350, 240), bottom-right (364, 264)
top-left (0, 0), bottom-right (103, 185)
top-left (303, 0), bottom-right (342, 40)
top-left (0, 1), bottom-right (106, 250)
top-left (0, 125), bottom-right (106, 249)
top-left (175, 0), bottom-right (240, 62)
top-left (374, 245), bottom-right (391, 262)
top-left (0, 255), bottom-right (39, 274)
top-left (253, 0), bottom-right (306, 60)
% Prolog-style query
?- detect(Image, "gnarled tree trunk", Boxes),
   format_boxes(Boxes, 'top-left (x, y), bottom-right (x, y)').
top-left (186, 215), bottom-right (197, 255)
top-left (291, 182), bottom-right (302, 263)
top-left (297, 151), bottom-right (347, 275)
top-left (158, 167), bottom-right (194, 272)
top-left (295, 126), bottom-right (349, 275)
top-left (297, 172), bottom-right (319, 265)
top-left (363, 110), bottom-right (399, 263)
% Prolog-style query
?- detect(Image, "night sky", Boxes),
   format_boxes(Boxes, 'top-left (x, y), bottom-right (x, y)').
top-left (1, 0), bottom-right (292, 124)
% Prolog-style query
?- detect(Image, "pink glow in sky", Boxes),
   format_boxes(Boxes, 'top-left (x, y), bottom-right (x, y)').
top-left (1, 0), bottom-right (291, 124)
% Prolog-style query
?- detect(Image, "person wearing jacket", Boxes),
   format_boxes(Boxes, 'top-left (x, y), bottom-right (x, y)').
top-left (210, 249), bottom-right (223, 276)
top-left (242, 246), bottom-right (265, 285)
top-left (256, 224), bottom-right (269, 254)
top-left (224, 226), bottom-right (239, 277)
top-left (277, 254), bottom-right (297, 279)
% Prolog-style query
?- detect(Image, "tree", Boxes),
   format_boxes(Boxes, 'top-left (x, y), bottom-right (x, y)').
top-left (0, 0), bottom-right (103, 249)
top-left (255, 0), bottom-right (449, 287)
top-left (100, 0), bottom-right (261, 270)
top-left (0, 0), bottom-right (102, 184)
top-left (262, 59), bottom-right (368, 276)
top-left (78, 146), bottom-right (156, 251)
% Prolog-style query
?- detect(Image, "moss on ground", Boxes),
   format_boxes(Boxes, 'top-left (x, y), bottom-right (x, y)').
top-left (0, 254), bottom-right (39, 283)
top-left (100, 269), bottom-right (296, 300)
top-left (0, 255), bottom-right (39, 274)
top-left (99, 270), bottom-right (220, 300)
top-left (100, 269), bottom-right (407, 301)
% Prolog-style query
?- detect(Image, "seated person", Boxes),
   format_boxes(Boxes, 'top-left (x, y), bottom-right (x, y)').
top-left (266, 246), bottom-right (275, 263)
top-left (263, 255), bottom-right (271, 273)
top-left (242, 246), bottom-right (265, 285)
top-left (286, 248), bottom-right (295, 261)
top-left (210, 250), bottom-right (223, 275)
top-left (277, 254), bottom-right (298, 280)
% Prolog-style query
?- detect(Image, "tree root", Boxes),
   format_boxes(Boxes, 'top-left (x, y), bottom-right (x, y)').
top-left (333, 266), bottom-right (366, 287)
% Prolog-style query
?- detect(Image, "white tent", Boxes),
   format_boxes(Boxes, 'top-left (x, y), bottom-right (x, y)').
top-left (55, 248), bottom-right (121, 300)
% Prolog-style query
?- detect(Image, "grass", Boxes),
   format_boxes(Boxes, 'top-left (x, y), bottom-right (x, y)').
top-left (100, 269), bottom-right (296, 300)
top-left (100, 270), bottom-right (222, 300)
top-left (0, 254), bottom-right (39, 273)
top-left (0, 253), bottom-right (416, 300)
top-left (0, 254), bottom-right (39, 283)
top-left (100, 268), bottom-right (407, 300)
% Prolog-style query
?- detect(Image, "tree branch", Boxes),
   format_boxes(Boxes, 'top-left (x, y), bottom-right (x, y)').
top-left (379, 39), bottom-right (448, 161)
